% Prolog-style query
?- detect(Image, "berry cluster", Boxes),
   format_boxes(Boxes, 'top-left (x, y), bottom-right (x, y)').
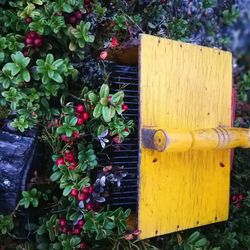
top-left (25, 31), bottom-right (43, 48)
top-left (231, 193), bottom-right (245, 208)
top-left (65, 11), bottom-right (83, 25)
top-left (75, 104), bottom-right (90, 125)
top-left (56, 150), bottom-right (77, 170)
top-left (70, 186), bottom-right (100, 211)
top-left (58, 218), bottom-right (88, 249)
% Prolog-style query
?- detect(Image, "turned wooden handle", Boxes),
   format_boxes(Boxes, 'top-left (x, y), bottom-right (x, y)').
top-left (141, 127), bottom-right (250, 152)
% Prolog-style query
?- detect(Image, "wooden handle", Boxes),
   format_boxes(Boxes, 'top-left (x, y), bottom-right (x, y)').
top-left (141, 127), bottom-right (250, 152)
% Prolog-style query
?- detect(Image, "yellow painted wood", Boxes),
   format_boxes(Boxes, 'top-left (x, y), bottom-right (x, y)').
top-left (138, 34), bottom-right (232, 239)
top-left (142, 127), bottom-right (250, 152)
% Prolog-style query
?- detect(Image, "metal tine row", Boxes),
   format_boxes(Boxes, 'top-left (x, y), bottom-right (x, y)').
top-left (103, 64), bottom-right (139, 208)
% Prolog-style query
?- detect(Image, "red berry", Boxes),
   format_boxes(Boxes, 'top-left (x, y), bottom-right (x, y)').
top-left (78, 192), bottom-right (88, 201)
top-left (56, 157), bottom-right (65, 166)
top-left (231, 195), bottom-right (237, 202)
top-left (76, 104), bottom-right (85, 114)
top-left (68, 162), bottom-right (77, 170)
top-left (61, 135), bottom-right (70, 142)
top-left (86, 203), bottom-right (93, 211)
top-left (82, 186), bottom-right (90, 194)
top-left (108, 95), bottom-right (112, 102)
top-left (79, 242), bottom-right (88, 249)
top-left (93, 202), bottom-right (101, 211)
top-left (27, 31), bottom-right (38, 39)
top-left (64, 152), bottom-right (74, 162)
top-left (110, 37), bottom-right (119, 48)
top-left (78, 219), bottom-right (85, 227)
top-left (23, 50), bottom-right (29, 57)
top-left (25, 37), bottom-right (33, 45)
top-left (34, 38), bottom-right (43, 47)
top-left (58, 218), bottom-right (67, 227)
top-left (25, 17), bottom-right (32, 24)
top-left (124, 128), bottom-right (129, 132)
top-left (77, 116), bottom-right (85, 125)
top-left (84, 0), bottom-right (91, 4)
top-left (75, 11), bottom-right (82, 20)
top-left (70, 188), bottom-right (79, 197)
top-left (73, 228), bottom-right (81, 235)
top-left (83, 112), bottom-right (89, 120)
top-left (60, 226), bottom-right (68, 233)
top-left (73, 131), bottom-right (80, 138)
top-left (69, 15), bottom-right (77, 24)
top-left (236, 203), bottom-right (241, 209)
top-left (99, 51), bottom-right (108, 60)
top-left (122, 104), bottom-right (128, 111)
top-left (88, 186), bottom-right (94, 194)
top-left (238, 194), bottom-right (244, 201)
top-left (113, 135), bottom-right (120, 144)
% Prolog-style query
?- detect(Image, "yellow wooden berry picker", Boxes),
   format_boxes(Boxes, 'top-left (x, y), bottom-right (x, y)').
top-left (104, 34), bottom-right (250, 240)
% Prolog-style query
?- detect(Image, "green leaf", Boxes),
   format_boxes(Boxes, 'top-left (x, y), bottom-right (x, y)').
top-left (3, 63), bottom-right (20, 76)
top-left (63, 185), bottom-right (72, 196)
top-left (99, 84), bottom-right (109, 98)
top-left (88, 92), bottom-right (99, 103)
top-left (102, 106), bottom-right (111, 123)
top-left (51, 72), bottom-right (63, 83)
top-left (50, 171), bottom-right (62, 182)
top-left (69, 117), bottom-right (78, 126)
top-left (93, 103), bottom-right (102, 118)
top-left (187, 231), bottom-right (201, 244)
top-left (194, 238), bottom-right (208, 247)
top-left (111, 91), bottom-right (124, 104)
top-left (21, 70), bottom-right (31, 82)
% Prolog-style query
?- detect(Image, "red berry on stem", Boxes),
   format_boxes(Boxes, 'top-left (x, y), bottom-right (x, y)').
top-left (236, 203), bottom-right (241, 209)
top-left (99, 51), bottom-right (108, 60)
top-left (73, 228), bottom-right (81, 235)
top-left (78, 219), bottom-right (85, 227)
top-left (34, 37), bottom-right (43, 47)
top-left (78, 192), bottom-right (88, 201)
top-left (88, 185), bottom-right (94, 194)
top-left (238, 194), bottom-right (244, 201)
top-left (113, 135), bottom-right (120, 144)
top-left (83, 112), bottom-right (89, 120)
top-left (28, 31), bottom-right (38, 39)
top-left (70, 188), bottom-right (79, 197)
top-left (25, 37), bottom-right (33, 45)
top-left (122, 104), bottom-right (128, 111)
top-left (25, 17), bottom-right (32, 24)
top-left (77, 116), bottom-right (85, 125)
top-left (75, 11), bottom-right (82, 20)
top-left (76, 104), bottom-right (85, 114)
top-left (108, 95), bottom-right (112, 102)
top-left (231, 195), bottom-right (237, 202)
top-left (73, 131), bottom-right (80, 138)
top-left (58, 218), bottom-right (67, 227)
top-left (79, 242), bottom-right (88, 249)
top-left (61, 135), bottom-right (70, 142)
top-left (69, 15), bottom-right (77, 24)
top-left (56, 157), bottom-right (65, 166)
top-left (86, 203), bottom-right (93, 211)
top-left (23, 49), bottom-right (29, 57)
top-left (110, 37), bottom-right (119, 48)
top-left (65, 152), bottom-right (74, 162)
top-left (82, 186), bottom-right (90, 194)
top-left (68, 162), bottom-right (77, 170)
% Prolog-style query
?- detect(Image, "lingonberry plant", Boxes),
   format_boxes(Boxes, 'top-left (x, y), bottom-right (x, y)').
top-left (0, 0), bottom-right (246, 249)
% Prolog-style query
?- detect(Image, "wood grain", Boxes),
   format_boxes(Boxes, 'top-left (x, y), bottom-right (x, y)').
top-left (138, 34), bottom-right (232, 239)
